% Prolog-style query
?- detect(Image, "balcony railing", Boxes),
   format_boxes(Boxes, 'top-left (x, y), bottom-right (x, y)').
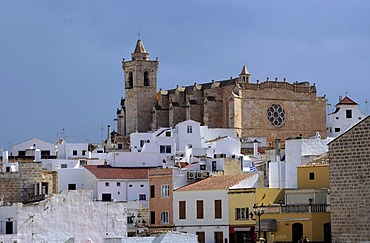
top-left (264, 204), bottom-right (330, 214)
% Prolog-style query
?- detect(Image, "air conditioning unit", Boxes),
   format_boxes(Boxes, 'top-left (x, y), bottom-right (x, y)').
top-left (187, 171), bottom-right (195, 179)
top-left (196, 172), bottom-right (203, 179)
top-left (203, 171), bottom-right (210, 178)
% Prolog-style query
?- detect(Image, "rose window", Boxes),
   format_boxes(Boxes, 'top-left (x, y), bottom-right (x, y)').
top-left (267, 104), bottom-right (286, 127)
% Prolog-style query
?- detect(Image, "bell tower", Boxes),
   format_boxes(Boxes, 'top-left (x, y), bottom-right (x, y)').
top-left (120, 39), bottom-right (159, 135)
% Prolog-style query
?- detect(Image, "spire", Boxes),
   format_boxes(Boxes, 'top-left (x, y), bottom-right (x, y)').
top-left (240, 65), bottom-right (249, 75)
top-left (134, 39), bottom-right (147, 54)
top-left (239, 65), bottom-right (250, 83)
top-left (131, 39), bottom-right (149, 61)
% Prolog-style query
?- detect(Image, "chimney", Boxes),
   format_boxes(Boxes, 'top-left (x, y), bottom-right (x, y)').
top-left (107, 125), bottom-right (111, 144)
top-left (253, 139), bottom-right (259, 157)
top-left (275, 139), bottom-right (281, 161)
top-left (2, 151), bottom-right (8, 164)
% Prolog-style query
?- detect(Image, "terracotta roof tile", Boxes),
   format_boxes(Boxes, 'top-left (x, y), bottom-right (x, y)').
top-left (83, 165), bottom-right (150, 179)
top-left (175, 174), bottom-right (254, 191)
top-left (337, 96), bottom-right (357, 106)
top-left (298, 153), bottom-right (329, 168)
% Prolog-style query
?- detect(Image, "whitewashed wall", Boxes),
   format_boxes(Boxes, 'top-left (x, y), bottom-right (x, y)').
top-left (12, 138), bottom-right (56, 156)
top-left (57, 167), bottom-right (85, 192)
top-left (7, 190), bottom-right (127, 242)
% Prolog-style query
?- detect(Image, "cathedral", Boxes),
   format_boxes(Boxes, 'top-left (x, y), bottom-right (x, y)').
top-left (116, 39), bottom-right (327, 144)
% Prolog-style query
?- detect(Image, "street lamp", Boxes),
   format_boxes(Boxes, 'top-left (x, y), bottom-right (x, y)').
top-left (253, 203), bottom-right (265, 242)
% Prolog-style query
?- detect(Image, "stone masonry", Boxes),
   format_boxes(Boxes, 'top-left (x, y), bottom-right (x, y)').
top-left (328, 115), bottom-right (370, 243)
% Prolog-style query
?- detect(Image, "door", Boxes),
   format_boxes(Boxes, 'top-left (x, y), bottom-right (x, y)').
top-left (215, 231), bottom-right (223, 243)
top-left (292, 223), bottom-right (303, 243)
top-left (324, 222), bottom-right (331, 243)
top-left (6, 221), bottom-right (13, 234)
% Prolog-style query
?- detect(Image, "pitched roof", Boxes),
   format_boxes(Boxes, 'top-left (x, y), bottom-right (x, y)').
top-left (83, 165), bottom-right (149, 179)
top-left (175, 174), bottom-right (254, 191)
top-left (298, 153), bottom-right (329, 167)
top-left (337, 96), bottom-right (357, 106)
top-left (240, 65), bottom-right (249, 75)
top-left (134, 39), bottom-right (147, 54)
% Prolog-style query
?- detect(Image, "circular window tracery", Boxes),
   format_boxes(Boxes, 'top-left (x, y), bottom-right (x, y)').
top-left (267, 104), bottom-right (286, 127)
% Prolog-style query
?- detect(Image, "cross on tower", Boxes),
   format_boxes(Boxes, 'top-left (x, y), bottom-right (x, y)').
top-left (137, 29), bottom-right (141, 39)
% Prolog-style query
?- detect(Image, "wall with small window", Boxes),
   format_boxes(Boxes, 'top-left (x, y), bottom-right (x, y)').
top-left (297, 164), bottom-right (329, 189)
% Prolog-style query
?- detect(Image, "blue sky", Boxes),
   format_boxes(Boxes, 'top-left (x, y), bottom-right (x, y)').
top-left (1, 1), bottom-right (370, 149)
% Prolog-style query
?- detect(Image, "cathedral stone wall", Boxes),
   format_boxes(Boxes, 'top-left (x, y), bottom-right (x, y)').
top-left (117, 40), bottom-right (327, 144)
top-left (329, 116), bottom-right (370, 242)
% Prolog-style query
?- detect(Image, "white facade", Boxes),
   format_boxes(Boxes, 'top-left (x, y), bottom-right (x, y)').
top-left (58, 167), bottom-right (85, 192)
top-left (327, 96), bottom-right (366, 137)
top-left (56, 139), bottom-right (88, 159)
top-left (0, 190), bottom-right (127, 242)
top-left (279, 136), bottom-right (332, 188)
top-left (175, 120), bottom-right (202, 151)
top-left (173, 190), bottom-right (229, 243)
top-left (11, 138), bottom-right (56, 157)
top-left (83, 168), bottom-right (149, 206)
top-left (108, 152), bottom-right (165, 167)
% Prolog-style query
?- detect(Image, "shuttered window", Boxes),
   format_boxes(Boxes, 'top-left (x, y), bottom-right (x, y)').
top-left (215, 200), bottom-right (222, 219)
top-left (196, 200), bottom-right (204, 219)
top-left (179, 201), bottom-right (186, 219)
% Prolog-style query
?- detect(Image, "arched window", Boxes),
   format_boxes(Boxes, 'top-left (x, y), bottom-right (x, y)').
top-left (127, 71), bottom-right (133, 89)
top-left (144, 71), bottom-right (150, 86)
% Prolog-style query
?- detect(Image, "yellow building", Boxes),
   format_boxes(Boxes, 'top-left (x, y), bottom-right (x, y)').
top-left (256, 153), bottom-right (331, 243)
top-left (228, 188), bottom-right (284, 243)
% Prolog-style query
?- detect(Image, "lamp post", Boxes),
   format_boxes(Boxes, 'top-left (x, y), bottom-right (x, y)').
top-left (253, 203), bottom-right (265, 242)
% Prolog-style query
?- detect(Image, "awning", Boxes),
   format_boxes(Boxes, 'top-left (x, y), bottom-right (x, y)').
top-left (255, 219), bottom-right (277, 232)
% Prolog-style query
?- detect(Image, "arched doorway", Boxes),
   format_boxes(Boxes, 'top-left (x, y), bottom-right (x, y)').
top-left (292, 223), bottom-right (303, 243)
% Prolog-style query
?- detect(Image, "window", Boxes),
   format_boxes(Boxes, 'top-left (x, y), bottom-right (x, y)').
top-left (165, 131), bottom-right (171, 137)
top-left (5, 221), bottom-right (13, 234)
top-left (127, 216), bottom-right (134, 224)
top-left (161, 185), bottom-right (170, 197)
top-left (309, 172), bottom-right (315, 180)
top-left (68, 184), bottom-right (76, 190)
top-left (160, 211), bottom-right (170, 224)
top-left (80, 160), bottom-right (86, 165)
top-left (196, 232), bottom-right (205, 243)
top-left (82, 150), bottom-right (86, 156)
top-left (144, 71), bottom-right (150, 86)
top-left (140, 184), bottom-right (144, 187)
top-left (267, 103), bottom-right (286, 127)
top-left (139, 194), bottom-right (146, 200)
top-left (73, 150), bottom-right (77, 156)
top-left (61, 164), bottom-right (68, 168)
top-left (236, 208), bottom-right (249, 220)
top-left (150, 211), bottom-right (155, 224)
top-left (214, 200), bottom-right (222, 219)
top-left (127, 71), bottom-right (133, 89)
top-left (150, 185), bottom-right (155, 198)
top-left (200, 164), bottom-right (206, 170)
top-left (212, 161), bottom-right (217, 171)
top-left (187, 125), bottom-right (193, 133)
top-left (197, 200), bottom-right (204, 219)
top-left (179, 201), bottom-right (186, 219)
top-left (140, 140), bottom-right (150, 148)
top-left (117, 182), bottom-right (121, 187)
top-left (335, 128), bottom-right (340, 133)
top-left (160, 145), bottom-right (171, 153)
top-left (105, 182), bottom-right (110, 187)
top-left (102, 193), bottom-right (111, 202)
top-left (346, 109), bottom-right (352, 118)
top-left (129, 184), bottom-right (133, 187)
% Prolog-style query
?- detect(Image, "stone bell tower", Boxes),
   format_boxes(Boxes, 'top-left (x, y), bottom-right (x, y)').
top-left (118, 39), bottom-right (159, 135)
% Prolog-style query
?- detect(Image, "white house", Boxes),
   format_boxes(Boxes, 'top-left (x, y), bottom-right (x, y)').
top-left (0, 190), bottom-right (127, 242)
top-left (11, 138), bottom-right (56, 157)
top-left (56, 139), bottom-right (88, 159)
top-left (173, 174), bottom-right (258, 243)
top-left (269, 134), bottom-right (333, 189)
top-left (83, 165), bottom-right (150, 206)
top-left (327, 96), bottom-right (366, 137)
